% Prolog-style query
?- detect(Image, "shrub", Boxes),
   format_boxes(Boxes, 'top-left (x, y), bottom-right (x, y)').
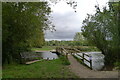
top-left (114, 61), bottom-right (120, 70)
top-left (60, 55), bottom-right (70, 65)
top-left (74, 46), bottom-right (100, 52)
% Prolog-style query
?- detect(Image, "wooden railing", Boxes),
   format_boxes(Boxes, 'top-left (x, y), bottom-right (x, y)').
top-left (73, 48), bottom-right (81, 52)
top-left (62, 47), bottom-right (68, 54)
top-left (76, 53), bottom-right (92, 69)
top-left (56, 47), bottom-right (69, 55)
top-left (56, 47), bottom-right (92, 69)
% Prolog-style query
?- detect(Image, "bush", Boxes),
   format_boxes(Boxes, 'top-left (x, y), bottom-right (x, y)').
top-left (74, 46), bottom-right (100, 52)
top-left (114, 61), bottom-right (120, 70)
top-left (60, 55), bottom-right (70, 65)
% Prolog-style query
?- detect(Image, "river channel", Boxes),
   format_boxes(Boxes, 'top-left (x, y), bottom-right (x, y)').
top-left (36, 51), bottom-right (58, 60)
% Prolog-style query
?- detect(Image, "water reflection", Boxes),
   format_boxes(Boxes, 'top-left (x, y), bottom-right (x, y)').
top-left (36, 51), bottom-right (58, 60)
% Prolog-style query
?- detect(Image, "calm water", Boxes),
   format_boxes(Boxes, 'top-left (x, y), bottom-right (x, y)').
top-left (36, 51), bottom-right (58, 60)
top-left (36, 51), bottom-right (104, 70)
top-left (75, 52), bottom-right (104, 70)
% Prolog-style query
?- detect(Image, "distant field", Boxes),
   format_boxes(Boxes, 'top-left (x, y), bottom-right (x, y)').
top-left (2, 58), bottom-right (78, 78)
top-left (31, 46), bottom-right (56, 51)
top-left (74, 46), bottom-right (100, 52)
top-left (31, 46), bottom-right (100, 52)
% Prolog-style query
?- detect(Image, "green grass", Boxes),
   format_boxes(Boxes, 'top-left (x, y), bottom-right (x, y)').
top-left (31, 46), bottom-right (55, 51)
top-left (114, 61), bottom-right (120, 70)
top-left (2, 58), bottom-right (78, 78)
top-left (60, 55), bottom-right (70, 65)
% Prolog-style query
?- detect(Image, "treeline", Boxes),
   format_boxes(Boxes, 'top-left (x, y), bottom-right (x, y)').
top-left (45, 40), bottom-right (88, 46)
top-left (82, 2), bottom-right (120, 66)
top-left (2, 2), bottom-right (52, 64)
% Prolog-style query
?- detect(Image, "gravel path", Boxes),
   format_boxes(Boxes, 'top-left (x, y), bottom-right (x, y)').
top-left (68, 55), bottom-right (119, 78)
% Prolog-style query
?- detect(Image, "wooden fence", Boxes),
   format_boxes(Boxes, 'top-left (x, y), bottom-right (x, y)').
top-left (76, 53), bottom-right (92, 69)
top-left (56, 47), bottom-right (69, 55)
top-left (56, 47), bottom-right (92, 69)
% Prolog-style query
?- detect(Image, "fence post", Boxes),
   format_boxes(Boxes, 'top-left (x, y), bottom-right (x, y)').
top-left (59, 48), bottom-right (60, 53)
top-left (82, 53), bottom-right (84, 63)
top-left (66, 53), bottom-right (68, 59)
top-left (89, 56), bottom-right (92, 69)
top-left (61, 48), bottom-right (62, 54)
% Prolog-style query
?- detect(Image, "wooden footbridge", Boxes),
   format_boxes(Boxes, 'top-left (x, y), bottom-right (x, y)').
top-left (56, 47), bottom-right (82, 54)
top-left (56, 47), bottom-right (118, 78)
top-left (56, 47), bottom-right (93, 69)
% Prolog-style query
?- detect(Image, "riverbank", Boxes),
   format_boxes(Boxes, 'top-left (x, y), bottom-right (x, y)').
top-left (31, 46), bottom-right (56, 52)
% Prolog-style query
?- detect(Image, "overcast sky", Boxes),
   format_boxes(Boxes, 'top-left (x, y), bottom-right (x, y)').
top-left (45, 0), bottom-right (109, 41)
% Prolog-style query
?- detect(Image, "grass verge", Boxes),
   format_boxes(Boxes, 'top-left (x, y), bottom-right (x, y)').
top-left (2, 58), bottom-right (77, 78)
top-left (31, 46), bottom-right (55, 51)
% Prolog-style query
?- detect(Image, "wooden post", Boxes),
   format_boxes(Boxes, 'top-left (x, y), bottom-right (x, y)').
top-left (82, 53), bottom-right (84, 63)
top-left (61, 48), bottom-right (62, 53)
top-left (89, 56), bottom-right (92, 69)
top-left (61, 48), bottom-right (62, 54)
top-left (59, 48), bottom-right (60, 53)
top-left (66, 53), bottom-right (68, 59)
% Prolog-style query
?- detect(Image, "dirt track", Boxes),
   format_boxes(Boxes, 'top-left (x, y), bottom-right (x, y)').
top-left (68, 55), bottom-right (119, 78)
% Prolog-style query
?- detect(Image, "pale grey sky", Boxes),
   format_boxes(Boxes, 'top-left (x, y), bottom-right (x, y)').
top-left (45, 0), bottom-right (109, 41)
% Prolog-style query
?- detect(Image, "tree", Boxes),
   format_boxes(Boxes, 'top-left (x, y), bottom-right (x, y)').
top-left (81, 2), bottom-right (120, 65)
top-left (2, 2), bottom-right (52, 64)
top-left (74, 32), bottom-right (85, 41)
top-left (73, 32), bottom-right (88, 46)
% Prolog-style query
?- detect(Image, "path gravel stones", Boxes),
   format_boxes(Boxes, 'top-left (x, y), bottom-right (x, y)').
top-left (68, 55), bottom-right (119, 78)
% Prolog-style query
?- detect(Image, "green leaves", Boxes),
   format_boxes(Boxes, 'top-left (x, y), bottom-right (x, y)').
top-left (2, 2), bottom-right (52, 64)
top-left (81, 2), bottom-right (120, 65)
top-left (74, 32), bottom-right (85, 41)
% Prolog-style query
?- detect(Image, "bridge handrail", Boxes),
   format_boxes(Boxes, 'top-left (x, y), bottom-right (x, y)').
top-left (76, 53), bottom-right (92, 69)
top-left (77, 53), bottom-right (91, 63)
top-left (73, 48), bottom-right (81, 52)
top-left (61, 47), bottom-right (68, 53)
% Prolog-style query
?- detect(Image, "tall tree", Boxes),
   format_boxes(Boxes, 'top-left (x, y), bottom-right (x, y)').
top-left (2, 2), bottom-right (52, 64)
top-left (81, 2), bottom-right (120, 65)
top-left (74, 32), bottom-right (85, 41)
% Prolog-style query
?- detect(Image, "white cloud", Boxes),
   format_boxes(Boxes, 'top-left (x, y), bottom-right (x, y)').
top-left (45, 0), bottom-right (109, 41)
top-left (50, 1), bottom-right (74, 14)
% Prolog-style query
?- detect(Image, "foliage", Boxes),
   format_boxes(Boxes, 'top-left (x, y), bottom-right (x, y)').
top-left (74, 32), bottom-right (85, 41)
top-left (49, 0), bottom-right (77, 12)
top-left (59, 55), bottom-right (70, 65)
top-left (45, 40), bottom-right (89, 46)
top-left (114, 61), bottom-right (120, 69)
top-left (2, 59), bottom-right (77, 78)
top-left (2, 2), bottom-right (52, 64)
top-left (74, 46), bottom-right (100, 52)
top-left (81, 2), bottom-right (120, 65)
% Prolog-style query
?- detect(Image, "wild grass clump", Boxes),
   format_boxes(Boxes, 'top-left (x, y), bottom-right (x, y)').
top-left (59, 55), bottom-right (70, 65)
top-left (114, 61), bottom-right (120, 70)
